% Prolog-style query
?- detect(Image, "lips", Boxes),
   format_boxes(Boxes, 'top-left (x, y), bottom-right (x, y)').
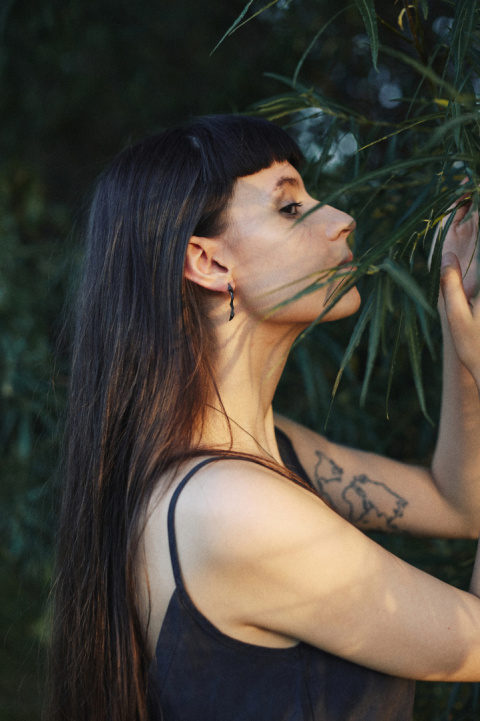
top-left (338, 251), bottom-right (354, 266)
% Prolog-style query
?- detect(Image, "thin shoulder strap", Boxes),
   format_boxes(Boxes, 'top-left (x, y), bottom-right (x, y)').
top-left (167, 449), bottom-right (312, 590)
top-left (274, 426), bottom-right (313, 489)
top-left (167, 457), bottom-right (224, 589)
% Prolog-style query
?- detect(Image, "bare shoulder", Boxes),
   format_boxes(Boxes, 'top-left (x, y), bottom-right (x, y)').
top-left (139, 455), bottom-right (336, 653)
top-left (142, 455), bottom-right (330, 557)
top-left (138, 455), bottom-right (480, 682)
top-left (168, 456), bottom-right (333, 561)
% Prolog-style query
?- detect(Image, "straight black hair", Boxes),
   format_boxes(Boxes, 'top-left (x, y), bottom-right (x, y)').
top-left (48, 115), bottom-right (303, 721)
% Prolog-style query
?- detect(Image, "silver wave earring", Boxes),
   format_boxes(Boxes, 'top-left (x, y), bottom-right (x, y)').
top-left (227, 283), bottom-right (235, 321)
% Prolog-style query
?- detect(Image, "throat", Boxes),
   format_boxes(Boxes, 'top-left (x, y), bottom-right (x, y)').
top-left (197, 404), bottom-right (283, 465)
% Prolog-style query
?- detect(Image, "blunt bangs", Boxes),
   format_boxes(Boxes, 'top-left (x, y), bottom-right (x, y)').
top-left (186, 115), bottom-right (304, 186)
top-left (180, 115), bottom-right (304, 237)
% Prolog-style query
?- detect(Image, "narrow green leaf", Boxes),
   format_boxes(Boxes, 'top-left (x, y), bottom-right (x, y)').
top-left (360, 276), bottom-right (383, 405)
top-left (296, 345), bottom-right (319, 421)
top-left (355, 114), bottom-right (444, 154)
top-left (419, 0), bottom-right (428, 20)
top-left (233, 0), bottom-right (285, 33)
top-left (449, 102), bottom-right (467, 151)
top-left (450, 0), bottom-right (477, 86)
top-left (314, 118), bottom-right (341, 176)
top-left (261, 74), bottom-right (361, 120)
top-left (293, 153), bottom-right (473, 227)
top-left (416, 304), bottom-right (435, 360)
top-left (379, 45), bottom-right (462, 100)
top-left (210, 0), bottom-right (256, 55)
top-left (378, 259), bottom-right (434, 314)
top-left (210, 0), bottom-right (278, 55)
top-left (290, 269), bottom-right (370, 351)
top-left (404, 297), bottom-right (432, 422)
top-left (293, 5), bottom-right (354, 85)
top-left (331, 291), bottom-right (374, 399)
top-left (354, 0), bottom-right (379, 69)
top-left (385, 313), bottom-right (403, 421)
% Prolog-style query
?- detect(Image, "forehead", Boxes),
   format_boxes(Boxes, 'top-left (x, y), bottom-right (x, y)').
top-left (230, 161), bottom-right (304, 207)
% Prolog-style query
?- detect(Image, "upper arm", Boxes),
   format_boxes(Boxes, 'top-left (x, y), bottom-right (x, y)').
top-left (274, 413), bottom-right (476, 538)
top-left (183, 461), bottom-right (480, 682)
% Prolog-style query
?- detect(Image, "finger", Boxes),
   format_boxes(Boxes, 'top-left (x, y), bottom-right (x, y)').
top-left (428, 180), bottom-right (476, 270)
top-left (440, 253), bottom-right (480, 371)
top-left (453, 194), bottom-right (473, 223)
top-left (440, 252), bottom-right (471, 322)
top-left (428, 202), bottom-right (462, 271)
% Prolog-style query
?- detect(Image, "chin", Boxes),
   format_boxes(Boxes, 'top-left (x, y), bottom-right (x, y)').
top-left (321, 286), bottom-right (361, 323)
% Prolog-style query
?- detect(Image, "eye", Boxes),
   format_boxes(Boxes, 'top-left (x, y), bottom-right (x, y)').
top-left (280, 202), bottom-right (303, 217)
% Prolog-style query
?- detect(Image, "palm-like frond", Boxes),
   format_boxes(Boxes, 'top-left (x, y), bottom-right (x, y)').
top-left (230, 0), bottom-right (480, 416)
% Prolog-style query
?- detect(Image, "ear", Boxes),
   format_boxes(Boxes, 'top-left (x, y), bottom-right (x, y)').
top-left (184, 236), bottom-right (233, 291)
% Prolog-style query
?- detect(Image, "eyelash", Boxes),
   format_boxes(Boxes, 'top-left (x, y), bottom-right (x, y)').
top-left (281, 202), bottom-right (303, 217)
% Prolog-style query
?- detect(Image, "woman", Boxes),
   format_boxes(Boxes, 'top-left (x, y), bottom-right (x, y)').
top-left (50, 115), bottom-right (480, 721)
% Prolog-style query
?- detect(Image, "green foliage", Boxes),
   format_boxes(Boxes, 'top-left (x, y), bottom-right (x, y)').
top-left (247, 0), bottom-right (480, 418)
top-left (353, 0), bottom-right (379, 69)
top-left (0, 165), bottom-right (66, 575)
top-left (0, 163), bottom-right (68, 718)
top-left (2, 0), bottom-right (480, 719)
top-left (0, 1), bottom-right (309, 716)
top-left (231, 1), bottom-right (480, 718)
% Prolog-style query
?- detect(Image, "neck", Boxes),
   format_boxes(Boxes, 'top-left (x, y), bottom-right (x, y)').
top-left (197, 314), bottom-right (302, 462)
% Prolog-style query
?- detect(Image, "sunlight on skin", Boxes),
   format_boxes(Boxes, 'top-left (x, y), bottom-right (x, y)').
top-left (222, 162), bottom-right (361, 325)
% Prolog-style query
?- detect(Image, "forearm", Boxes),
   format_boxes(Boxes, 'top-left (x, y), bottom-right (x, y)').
top-left (431, 306), bottom-right (480, 531)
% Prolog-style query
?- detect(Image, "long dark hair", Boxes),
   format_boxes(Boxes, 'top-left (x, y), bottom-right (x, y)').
top-left (48, 115), bottom-right (303, 721)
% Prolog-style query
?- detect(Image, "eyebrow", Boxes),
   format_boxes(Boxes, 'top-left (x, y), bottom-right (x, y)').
top-left (272, 176), bottom-right (301, 193)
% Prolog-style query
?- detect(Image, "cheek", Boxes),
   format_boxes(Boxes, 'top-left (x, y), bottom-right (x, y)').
top-left (232, 224), bottom-right (340, 316)
top-left (233, 231), bottom-right (288, 287)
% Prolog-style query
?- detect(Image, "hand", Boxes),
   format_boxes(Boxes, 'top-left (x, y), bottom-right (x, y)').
top-left (431, 186), bottom-right (480, 300)
top-left (441, 252), bottom-right (480, 392)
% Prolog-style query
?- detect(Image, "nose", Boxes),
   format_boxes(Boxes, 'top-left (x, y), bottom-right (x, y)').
top-left (322, 206), bottom-right (356, 241)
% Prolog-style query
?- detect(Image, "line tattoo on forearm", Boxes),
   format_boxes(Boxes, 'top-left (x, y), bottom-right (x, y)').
top-left (313, 451), bottom-right (408, 530)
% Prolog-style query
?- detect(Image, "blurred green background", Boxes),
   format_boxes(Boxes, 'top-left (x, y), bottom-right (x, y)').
top-left (1, 0), bottom-right (479, 718)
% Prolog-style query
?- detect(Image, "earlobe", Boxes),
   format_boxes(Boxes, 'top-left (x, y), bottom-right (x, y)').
top-left (184, 236), bottom-right (231, 291)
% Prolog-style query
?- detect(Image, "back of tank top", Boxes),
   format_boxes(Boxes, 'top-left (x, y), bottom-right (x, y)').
top-left (146, 429), bottom-right (415, 720)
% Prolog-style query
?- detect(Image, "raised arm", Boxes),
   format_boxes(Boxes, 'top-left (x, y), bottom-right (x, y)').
top-left (429, 195), bottom-right (480, 533)
top-left (440, 252), bottom-right (480, 393)
top-left (274, 194), bottom-right (480, 539)
top-left (274, 412), bottom-right (476, 538)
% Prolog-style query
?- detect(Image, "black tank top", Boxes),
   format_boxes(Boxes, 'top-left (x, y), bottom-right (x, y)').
top-left (147, 430), bottom-right (415, 720)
